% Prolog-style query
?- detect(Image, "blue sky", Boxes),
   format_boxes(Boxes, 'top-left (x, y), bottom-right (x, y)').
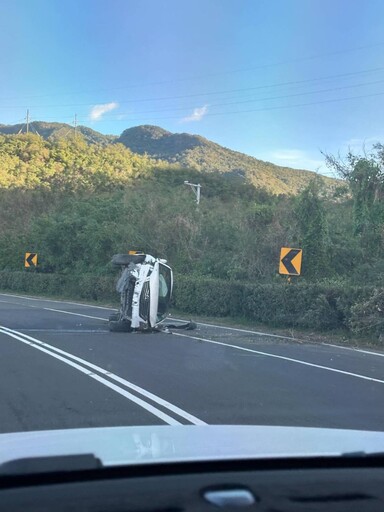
top-left (1, 0), bottom-right (384, 175)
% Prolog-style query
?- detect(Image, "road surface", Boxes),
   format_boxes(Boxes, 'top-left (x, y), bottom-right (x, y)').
top-left (0, 292), bottom-right (383, 433)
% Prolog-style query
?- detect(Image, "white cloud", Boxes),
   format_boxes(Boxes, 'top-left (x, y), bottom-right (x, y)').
top-left (89, 102), bottom-right (119, 121)
top-left (181, 105), bottom-right (208, 122)
top-left (260, 149), bottom-right (328, 174)
top-left (343, 136), bottom-right (381, 153)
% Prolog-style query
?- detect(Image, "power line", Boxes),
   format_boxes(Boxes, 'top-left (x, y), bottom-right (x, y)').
top-left (16, 110), bottom-right (30, 134)
top-left (90, 90), bottom-right (384, 123)
top-left (46, 78), bottom-right (381, 120)
top-left (23, 87), bottom-right (384, 126)
top-left (1, 41), bottom-right (384, 101)
top-left (101, 78), bottom-right (384, 117)
top-left (1, 66), bottom-right (384, 110)
top-left (6, 89), bottom-right (384, 127)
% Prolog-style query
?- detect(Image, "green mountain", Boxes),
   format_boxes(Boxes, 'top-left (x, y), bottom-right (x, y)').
top-left (117, 125), bottom-right (337, 194)
top-left (0, 121), bottom-right (338, 194)
top-left (0, 121), bottom-right (115, 145)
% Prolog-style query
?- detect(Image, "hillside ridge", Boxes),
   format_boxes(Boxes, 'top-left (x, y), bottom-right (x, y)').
top-left (0, 121), bottom-right (338, 194)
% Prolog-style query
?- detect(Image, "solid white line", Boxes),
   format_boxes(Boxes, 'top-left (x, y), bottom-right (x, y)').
top-left (3, 292), bottom-right (384, 357)
top-left (322, 342), bottom-right (384, 358)
top-left (0, 325), bottom-right (206, 426)
top-left (172, 332), bottom-right (384, 385)
top-left (0, 293), bottom-right (114, 310)
top-left (170, 317), bottom-right (296, 340)
top-left (0, 328), bottom-right (181, 425)
top-left (44, 308), bottom-right (107, 321)
top-left (0, 299), bottom-right (41, 309)
top-left (171, 317), bottom-right (384, 358)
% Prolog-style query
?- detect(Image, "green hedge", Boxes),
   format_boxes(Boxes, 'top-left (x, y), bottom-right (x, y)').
top-left (0, 271), bottom-right (116, 302)
top-left (173, 275), bottom-right (375, 332)
top-left (0, 271), bottom-right (382, 336)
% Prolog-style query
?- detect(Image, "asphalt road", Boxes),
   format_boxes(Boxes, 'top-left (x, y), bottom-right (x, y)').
top-left (0, 292), bottom-right (384, 433)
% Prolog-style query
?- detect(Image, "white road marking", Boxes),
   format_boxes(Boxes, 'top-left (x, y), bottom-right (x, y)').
top-left (0, 300), bottom-right (108, 321)
top-left (0, 325), bottom-right (206, 426)
top-left (0, 328), bottom-right (180, 425)
top-left (172, 332), bottom-right (384, 385)
top-left (171, 317), bottom-right (384, 358)
top-left (2, 292), bottom-right (384, 358)
top-left (44, 308), bottom-right (107, 321)
top-left (322, 342), bottom-right (384, 358)
top-left (0, 293), bottom-right (114, 310)
top-left (19, 329), bottom-right (109, 333)
top-left (0, 299), bottom-right (41, 308)
top-left (170, 317), bottom-right (295, 340)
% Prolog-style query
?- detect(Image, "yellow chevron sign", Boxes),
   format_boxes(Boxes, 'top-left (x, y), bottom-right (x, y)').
top-left (279, 247), bottom-right (302, 276)
top-left (25, 252), bottom-right (38, 268)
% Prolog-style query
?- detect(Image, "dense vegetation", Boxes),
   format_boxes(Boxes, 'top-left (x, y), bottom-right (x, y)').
top-left (0, 132), bottom-right (383, 339)
top-left (117, 125), bottom-right (338, 195)
top-left (0, 122), bottom-right (338, 195)
top-left (0, 121), bottom-right (115, 145)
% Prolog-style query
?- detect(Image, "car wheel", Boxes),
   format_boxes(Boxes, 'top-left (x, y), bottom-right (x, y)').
top-left (109, 319), bottom-right (132, 332)
top-left (111, 254), bottom-right (146, 266)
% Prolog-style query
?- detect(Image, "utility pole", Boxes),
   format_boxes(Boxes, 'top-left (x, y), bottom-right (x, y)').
top-left (26, 109), bottom-right (29, 133)
top-left (184, 181), bottom-right (201, 205)
top-left (74, 113), bottom-right (77, 138)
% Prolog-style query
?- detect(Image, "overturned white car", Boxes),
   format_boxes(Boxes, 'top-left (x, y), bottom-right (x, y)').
top-left (109, 253), bottom-right (173, 332)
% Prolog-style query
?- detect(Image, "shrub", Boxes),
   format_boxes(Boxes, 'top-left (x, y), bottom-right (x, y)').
top-left (0, 271), bottom-right (117, 303)
top-left (349, 288), bottom-right (384, 337)
top-left (0, 271), bottom-right (380, 336)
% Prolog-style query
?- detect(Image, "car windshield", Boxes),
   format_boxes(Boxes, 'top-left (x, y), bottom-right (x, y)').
top-left (0, 0), bottom-right (384, 469)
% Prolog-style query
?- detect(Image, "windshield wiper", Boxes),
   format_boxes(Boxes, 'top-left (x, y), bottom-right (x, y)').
top-left (342, 451), bottom-right (384, 458)
top-left (0, 454), bottom-right (102, 476)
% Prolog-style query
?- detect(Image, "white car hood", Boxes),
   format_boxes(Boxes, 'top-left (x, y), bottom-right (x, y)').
top-left (0, 425), bottom-right (383, 468)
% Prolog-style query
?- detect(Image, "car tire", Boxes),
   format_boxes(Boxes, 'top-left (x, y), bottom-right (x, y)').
top-left (109, 319), bottom-right (132, 332)
top-left (111, 254), bottom-right (146, 266)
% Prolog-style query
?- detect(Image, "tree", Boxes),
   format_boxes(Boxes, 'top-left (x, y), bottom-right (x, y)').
top-left (325, 145), bottom-right (384, 257)
top-left (294, 179), bottom-right (329, 279)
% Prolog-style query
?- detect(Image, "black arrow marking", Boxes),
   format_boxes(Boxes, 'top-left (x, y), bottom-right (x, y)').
top-left (281, 249), bottom-right (301, 275)
top-left (26, 253), bottom-right (37, 267)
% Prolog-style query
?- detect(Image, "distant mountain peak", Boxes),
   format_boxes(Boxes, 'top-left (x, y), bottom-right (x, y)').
top-left (116, 125), bottom-right (338, 194)
top-left (121, 125), bottom-right (171, 138)
top-left (0, 121), bottom-right (338, 194)
top-left (117, 125), bottom-right (208, 157)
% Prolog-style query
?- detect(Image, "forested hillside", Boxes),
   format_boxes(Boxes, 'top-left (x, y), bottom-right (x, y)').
top-left (0, 132), bottom-right (167, 190)
top-left (0, 121), bottom-right (115, 145)
top-left (0, 122), bottom-right (338, 195)
top-left (1, 132), bottom-right (384, 337)
top-left (118, 125), bottom-right (338, 195)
